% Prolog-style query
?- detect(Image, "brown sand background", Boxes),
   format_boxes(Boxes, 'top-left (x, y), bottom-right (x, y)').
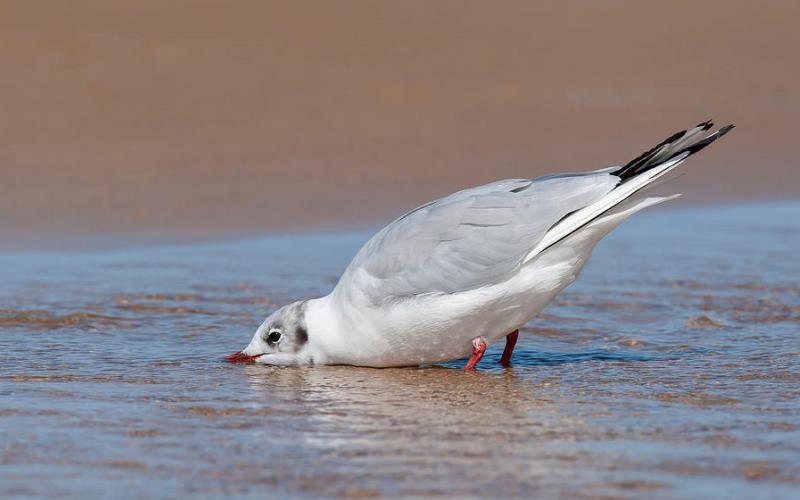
top-left (1, 1), bottom-right (798, 246)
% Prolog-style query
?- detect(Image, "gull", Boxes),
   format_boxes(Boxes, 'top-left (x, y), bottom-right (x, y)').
top-left (228, 121), bottom-right (733, 369)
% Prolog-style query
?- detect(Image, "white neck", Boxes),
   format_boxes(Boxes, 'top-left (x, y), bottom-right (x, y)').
top-left (303, 295), bottom-right (348, 365)
top-left (304, 293), bottom-right (392, 366)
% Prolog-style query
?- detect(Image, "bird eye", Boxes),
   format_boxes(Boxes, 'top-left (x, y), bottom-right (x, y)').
top-left (267, 330), bottom-right (282, 343)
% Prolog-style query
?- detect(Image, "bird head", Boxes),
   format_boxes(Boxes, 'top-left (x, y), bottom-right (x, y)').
top-left (226, 300), bottom-right (310, 365)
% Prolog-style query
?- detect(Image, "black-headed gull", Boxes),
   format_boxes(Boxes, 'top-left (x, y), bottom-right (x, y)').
top-left (228, 121), bottom-right (733, 369)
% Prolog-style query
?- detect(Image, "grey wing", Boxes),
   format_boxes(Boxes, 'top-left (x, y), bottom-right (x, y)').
top-left (335, 172), bottom-right (619, 306)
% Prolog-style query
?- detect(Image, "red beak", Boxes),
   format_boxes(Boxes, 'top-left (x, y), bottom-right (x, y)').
top-left (225, 351), bottom-right (262, 363)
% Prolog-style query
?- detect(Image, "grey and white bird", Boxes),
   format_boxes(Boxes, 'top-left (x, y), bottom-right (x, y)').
top-left (228, 121), bottom-right (734, 369)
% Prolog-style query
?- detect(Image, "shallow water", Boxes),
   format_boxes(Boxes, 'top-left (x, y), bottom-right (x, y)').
top-left (1, 202), bottom-right (799, 498)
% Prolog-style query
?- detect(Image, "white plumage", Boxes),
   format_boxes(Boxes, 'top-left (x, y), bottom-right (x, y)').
top-left (229, 121), bottom-right (733, 368)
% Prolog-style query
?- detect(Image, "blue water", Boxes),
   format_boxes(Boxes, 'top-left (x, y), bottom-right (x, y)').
top-left (1, 202), bottom-right (799, 498)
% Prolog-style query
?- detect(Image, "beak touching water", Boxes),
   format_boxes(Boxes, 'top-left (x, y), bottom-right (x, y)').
top-left (225, 351), bottom-right (263, 363)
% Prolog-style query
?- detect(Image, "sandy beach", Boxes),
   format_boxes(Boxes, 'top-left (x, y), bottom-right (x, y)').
top-left (1, 1), bottom-right (799, 247)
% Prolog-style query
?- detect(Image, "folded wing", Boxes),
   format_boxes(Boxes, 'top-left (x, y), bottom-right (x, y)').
top-left (334, 120), bottom-right (733, 308)
top-left (334, 174), bottom-right (618, 306)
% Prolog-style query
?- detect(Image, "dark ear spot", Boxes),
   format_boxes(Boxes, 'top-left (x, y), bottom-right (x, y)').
top-left (295, 325), bottom-right (308, 346)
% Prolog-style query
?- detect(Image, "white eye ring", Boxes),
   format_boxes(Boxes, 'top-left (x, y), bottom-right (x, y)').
top-left (267, 330), bottom-right (283, 344)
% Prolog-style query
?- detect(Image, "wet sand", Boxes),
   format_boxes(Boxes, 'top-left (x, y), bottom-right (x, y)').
top-left (1, 202), bottom-right (798, 498)
top-left (1, 1), bottom-right (799, 246)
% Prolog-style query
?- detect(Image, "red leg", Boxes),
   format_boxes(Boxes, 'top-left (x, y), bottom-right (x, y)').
top-left (464, 337), bottom-right (487, 370)
top-left (499, 329), bottom-right (519, 367)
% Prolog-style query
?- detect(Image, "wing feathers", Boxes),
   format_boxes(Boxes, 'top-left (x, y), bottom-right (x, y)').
top-left (336, 173), bottom-right (616, 304)
top-left (336, 120), bottom-right (733, 306)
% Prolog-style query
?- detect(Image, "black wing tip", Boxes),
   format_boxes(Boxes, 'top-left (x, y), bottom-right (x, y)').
top-left (665, 129), bottom-right (688, 143)
top-left (616, 120), bottom-right (734, 181)
top-left (696, 120), bottom-right (735, 137)
top-left (718, 124), bottom-right (735, 136)
top-left (697, 120), bottom-right (714, 131)
top-left (680, 122), bottom-right (735, 156)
